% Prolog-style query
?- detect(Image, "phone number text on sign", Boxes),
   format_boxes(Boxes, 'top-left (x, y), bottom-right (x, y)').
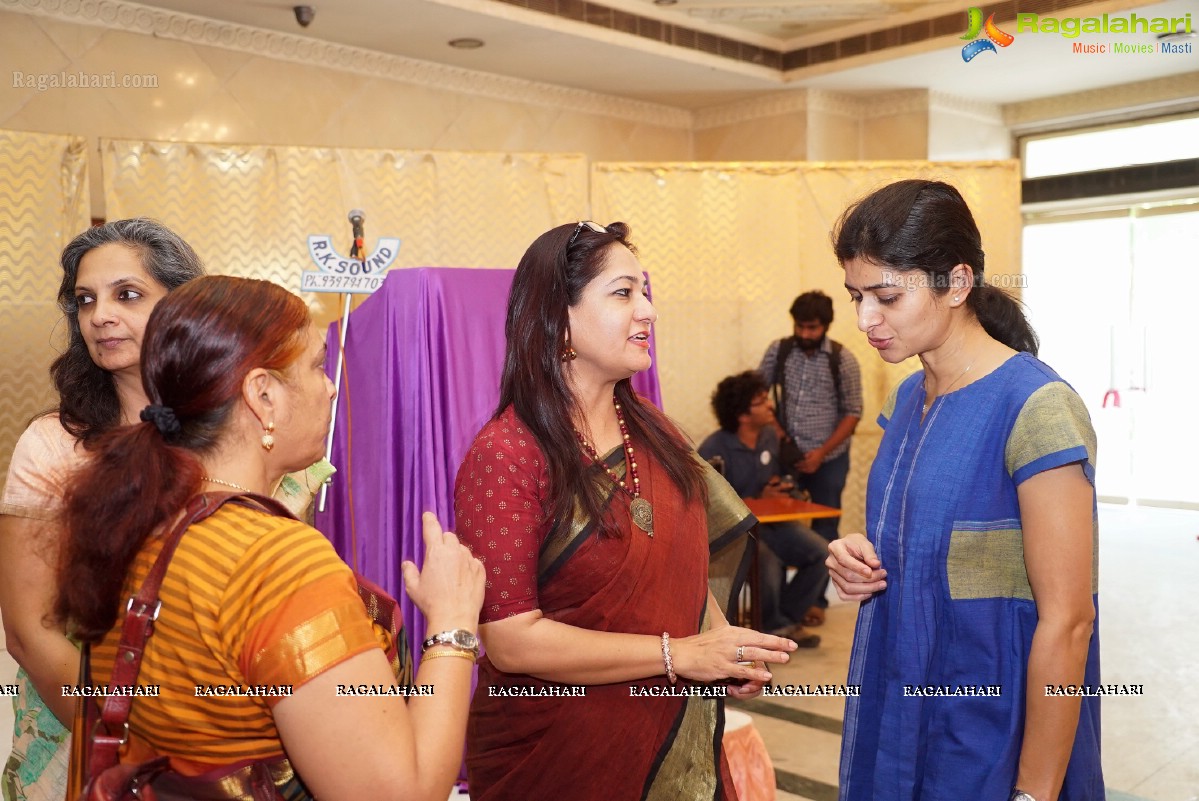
top-left (301, 272), bottom-right (385, 293)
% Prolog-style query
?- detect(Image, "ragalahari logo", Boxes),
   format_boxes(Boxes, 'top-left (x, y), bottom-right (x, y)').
top-left (961, 7), bottom-right (1014, 61)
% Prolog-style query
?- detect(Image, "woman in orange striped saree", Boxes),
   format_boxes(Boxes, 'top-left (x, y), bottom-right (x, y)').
top-left (55, 275), bottom-right (485, 801)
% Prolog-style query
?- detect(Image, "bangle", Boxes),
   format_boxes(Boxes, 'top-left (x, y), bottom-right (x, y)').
top-left (421, 649), bottom-right (476, 664)
top-left (661, 632), bottom-right (677, 685)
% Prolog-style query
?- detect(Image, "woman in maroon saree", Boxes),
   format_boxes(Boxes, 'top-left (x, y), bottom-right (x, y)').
top-left (454, 221), bottom-right (796, 800)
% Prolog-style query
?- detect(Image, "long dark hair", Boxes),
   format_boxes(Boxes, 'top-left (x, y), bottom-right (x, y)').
top-left (497, 221), bottom-right (705, 535)
top-left (56, 276), bottom-right (309, 642)
top-left (51, 219), bottom-right (205, 441)
top-left (832, 180), bottom-right (1038, 355)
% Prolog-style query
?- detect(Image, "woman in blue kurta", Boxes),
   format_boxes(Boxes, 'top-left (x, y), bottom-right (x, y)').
top-left (828, 180), bottom-right (1103, 801)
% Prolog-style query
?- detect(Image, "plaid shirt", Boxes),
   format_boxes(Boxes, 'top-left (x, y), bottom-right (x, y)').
top-left (758, 337), bottom-right (862, 461)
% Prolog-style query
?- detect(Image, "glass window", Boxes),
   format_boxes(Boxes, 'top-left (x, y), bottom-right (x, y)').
top-left (1022, 115), bottom-right (1199, 179)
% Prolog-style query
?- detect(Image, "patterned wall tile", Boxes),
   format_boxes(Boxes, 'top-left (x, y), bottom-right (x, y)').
top-left (592, 160), bottom-right (1021, 534)
top-left (102, 140), bottom-right (588, 326)
top-left (0, 129), bottom-right (91, 480)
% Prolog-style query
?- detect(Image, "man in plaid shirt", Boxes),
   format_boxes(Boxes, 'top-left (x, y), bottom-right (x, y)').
top-left (759, 290), bottom-right (862, 625)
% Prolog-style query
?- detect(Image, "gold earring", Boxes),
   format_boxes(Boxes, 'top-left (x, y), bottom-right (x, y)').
top-left (561, 331), bottom-right (577, 361)
top-left (261, 422), bottom-right (275, 452)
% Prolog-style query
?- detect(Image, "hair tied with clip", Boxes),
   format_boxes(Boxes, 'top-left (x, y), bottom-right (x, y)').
top-left (140, 404), bottom-right (182, 440)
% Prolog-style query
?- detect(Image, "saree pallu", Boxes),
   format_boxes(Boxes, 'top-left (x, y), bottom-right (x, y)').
top-left (3, 669), bottom-right (70, 801)
top-left (466, 447), bottom-right (754, 801)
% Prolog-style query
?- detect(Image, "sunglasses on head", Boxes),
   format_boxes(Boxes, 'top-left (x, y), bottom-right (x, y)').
top-left (568, 220), bottom-right (607, 247)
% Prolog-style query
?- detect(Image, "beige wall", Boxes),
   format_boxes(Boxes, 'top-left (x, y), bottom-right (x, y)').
top-left (1004, 72), bottom-right (1199, 131)
top-left (692, 93), bottom-right (810, 161)
top-left (693, 110), bottom-right (808, 161)
top-left (929, 105), bottom-right (1011, 161)
top-left (694, 89), bottom-right (986, 163)
top-left (859, 91), bottom-right (932, 161)
top-left (0, 9), bottom-right (694, 217)
top-left (5, 4), bottom-right (1198, 218)
top-left (693, 89), bottom-right (936, 162)
top-left (807, 94), bottom-right (861, 162)
top-left (692, 74), bottom-right (1199, 164)
top-left (0, 3), bottom-right (1012, 219)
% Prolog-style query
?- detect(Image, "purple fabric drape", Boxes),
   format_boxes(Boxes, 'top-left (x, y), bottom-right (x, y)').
top-left (317, 267), bottom-right (662, 652)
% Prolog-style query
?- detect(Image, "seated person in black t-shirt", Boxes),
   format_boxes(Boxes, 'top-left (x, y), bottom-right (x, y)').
top-left (698, 371), bottom-right (827, 647)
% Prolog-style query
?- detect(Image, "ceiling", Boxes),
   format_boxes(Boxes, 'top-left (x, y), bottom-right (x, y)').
top-left (125, 0), bottom-right (1198, 109)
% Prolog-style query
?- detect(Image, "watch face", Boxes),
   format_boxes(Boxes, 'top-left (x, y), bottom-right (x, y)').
top-left (452, 630), bottom-right (479, 650)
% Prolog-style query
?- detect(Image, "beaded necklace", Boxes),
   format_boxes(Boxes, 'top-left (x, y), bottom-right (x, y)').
top-left (574, 396), bottom-right (654, 536)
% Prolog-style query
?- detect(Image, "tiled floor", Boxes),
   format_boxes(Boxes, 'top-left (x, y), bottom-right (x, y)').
top-left (737, 503), bottom-right (1199, 801)
top-left (2, 504), bottom-right (1196, 800)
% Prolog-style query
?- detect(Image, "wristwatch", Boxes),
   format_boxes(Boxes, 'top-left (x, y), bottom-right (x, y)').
top-left (421, 629), bottom-right (480, 657)
top-left (1009, 790), bottom-right (1038, 801)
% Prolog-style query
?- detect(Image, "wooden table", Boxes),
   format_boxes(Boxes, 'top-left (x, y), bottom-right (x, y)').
top-left (744, 497), bottom-right (842, 525)
top-left (739, 497), bottom-right (841, 632)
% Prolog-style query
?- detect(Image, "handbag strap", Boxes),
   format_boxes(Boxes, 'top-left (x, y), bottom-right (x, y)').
top-left (771, 336), bottom-right (796, 434)
top-left (89, 491), bottom-right (296, 776)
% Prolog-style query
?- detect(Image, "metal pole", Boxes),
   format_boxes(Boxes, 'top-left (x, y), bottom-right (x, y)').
top-left (318, 290), bottom-right (354, 513)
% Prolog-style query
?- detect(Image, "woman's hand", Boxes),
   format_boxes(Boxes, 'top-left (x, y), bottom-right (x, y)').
top-left (401, 512), bottom-right (485, 632)
top-left (672, 625), bottom-right (795, 685)
top-left (826, 533), bottom-right (887, 601)
top-left (726, 664), bottom-right (771, 700)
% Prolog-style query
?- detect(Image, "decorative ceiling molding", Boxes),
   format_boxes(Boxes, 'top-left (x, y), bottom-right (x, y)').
top-left (692, 90), bottom-right (809, 130)
top-left (1004, 73), bottom-right (1199, 129)
top-left (692, 86), bottom-right (951, 131)
top-left (807, 90), bottom-right (870, 118)
top-left (857, 89), bottom-right (928, 119)
top-left (0, 0), bottom-right (693, 129)
top-left (929, 91), bottom-right (1003, 126)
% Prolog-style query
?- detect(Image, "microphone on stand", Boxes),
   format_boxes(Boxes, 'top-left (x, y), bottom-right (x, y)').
top-left (348, 209), bottom-right (365, 260)
top-left (320, 210), bottom-right (366, 513)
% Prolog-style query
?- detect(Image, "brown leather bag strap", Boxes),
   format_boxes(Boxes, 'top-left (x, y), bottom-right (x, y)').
top-left (88, 491), bottom-right (296, 777)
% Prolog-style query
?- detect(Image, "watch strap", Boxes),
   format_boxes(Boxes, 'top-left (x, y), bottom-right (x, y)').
top-left (421, 629), bottom-right (479, 655)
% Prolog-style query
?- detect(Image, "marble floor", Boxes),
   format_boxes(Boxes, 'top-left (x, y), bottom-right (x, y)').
top-left (741, 503), bottom-right (1199, 801)
top-left (2, 504), bottom-right (1196, 800)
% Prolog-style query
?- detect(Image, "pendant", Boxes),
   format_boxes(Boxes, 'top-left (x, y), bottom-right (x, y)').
top-left (630, 496), bottom-right (654, 537)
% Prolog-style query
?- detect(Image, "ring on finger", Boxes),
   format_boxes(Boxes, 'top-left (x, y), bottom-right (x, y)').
top-left (736, 646), bottom-right (744, 663)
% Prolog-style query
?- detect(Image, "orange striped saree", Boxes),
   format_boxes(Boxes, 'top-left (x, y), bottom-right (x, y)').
top-left (88, 503), bottom-right (380, 779)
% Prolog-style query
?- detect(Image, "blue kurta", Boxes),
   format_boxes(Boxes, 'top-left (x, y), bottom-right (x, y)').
top-left (840, 353), bottom-right (1103, 801)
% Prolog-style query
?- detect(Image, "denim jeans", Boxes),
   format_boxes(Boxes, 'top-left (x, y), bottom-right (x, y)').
top-left (790, 450), bottom-right (849, 608)
top-left (756, 521), bottom-right (829, 631)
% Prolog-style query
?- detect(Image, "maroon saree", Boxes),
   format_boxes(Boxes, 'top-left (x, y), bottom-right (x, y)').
top-left (457, 409), bottom-right (754, 801)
